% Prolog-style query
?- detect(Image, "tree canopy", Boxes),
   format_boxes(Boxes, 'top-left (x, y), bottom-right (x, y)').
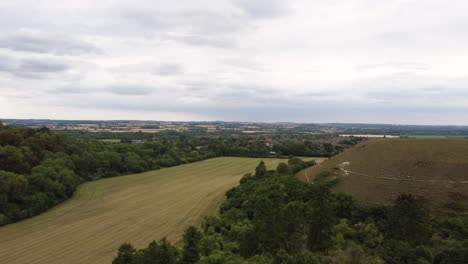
top-left (113, 158), bottom-right (468, 264)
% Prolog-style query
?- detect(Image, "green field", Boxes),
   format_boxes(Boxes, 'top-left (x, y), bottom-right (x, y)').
top-left (0, 157), bottom-right (307, 264)
top-left (99, 139), bottom-right (122, 143)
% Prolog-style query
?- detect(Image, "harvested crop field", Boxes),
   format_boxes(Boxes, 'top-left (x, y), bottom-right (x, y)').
top-left (302, 139), bottom-right (468, 209)
top-left (0, 157), bottom-right (305, 264)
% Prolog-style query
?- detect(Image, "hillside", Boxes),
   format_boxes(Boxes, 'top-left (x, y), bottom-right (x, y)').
top-left (0, 157), bottom-right (295, 264)
top-left (302, 138), bottom-right (468, 210)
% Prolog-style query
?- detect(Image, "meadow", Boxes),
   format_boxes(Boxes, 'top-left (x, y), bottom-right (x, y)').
top-left (0, 157), bottom-right (305, 264)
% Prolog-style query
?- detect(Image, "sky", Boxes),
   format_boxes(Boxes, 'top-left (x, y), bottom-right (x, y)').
top-left (0, 0), bottom-right (468, 125)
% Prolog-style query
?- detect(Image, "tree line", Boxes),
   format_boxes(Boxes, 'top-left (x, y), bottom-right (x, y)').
top-left (114, 160), bottom-right (468, 264)
top-left (0, 124), bottom-right (340, 226)
top-left (0, 124), bottom-right (221, 226)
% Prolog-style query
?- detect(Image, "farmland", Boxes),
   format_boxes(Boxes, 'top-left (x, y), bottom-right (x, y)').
top-left (0, 157), bottom-right (312, 264)
top-left (302, 138), bottom-right (468, 210)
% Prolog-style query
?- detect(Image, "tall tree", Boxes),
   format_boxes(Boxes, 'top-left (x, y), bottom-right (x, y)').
top-left (386, 194), bottom-right (432, 245)
top-left (113, 243), bottom-right (136, 264)
top-left (182, 226), bottom-right (202, 264)
top-left (155, 238), bottom-right (178, 264)
top-left (255, 161), bottom-right (267, 177)
top-left (142, 240), bottom-right (158, 264)
top-left (276, 162), bottom-right (290, 174)
top-left (307, 187), bottom-right (335, 252)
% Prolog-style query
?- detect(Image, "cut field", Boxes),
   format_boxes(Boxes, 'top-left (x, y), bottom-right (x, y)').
top-left (0, 157), bottom-right (318, 264)
top-left (301, 139), bottom-right (468, 209)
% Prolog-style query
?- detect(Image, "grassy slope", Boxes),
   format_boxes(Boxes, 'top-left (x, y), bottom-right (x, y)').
top-left (0, 157), bottom-right (304, 264)
top-left (302, 139), bottom-right (468, 209)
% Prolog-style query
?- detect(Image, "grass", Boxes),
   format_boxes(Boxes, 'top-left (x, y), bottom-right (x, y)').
top-left (0, 157), bottom-right (317, 264)
top-left (302, 138), bottom-right (468, 210)
top-left (99, 139), bottom-right (122, 143)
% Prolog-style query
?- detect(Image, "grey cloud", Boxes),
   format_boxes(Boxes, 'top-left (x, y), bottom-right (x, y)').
top-left (164, 34), bottom-right (236, 48)
top-left (221, 58), bottom-right (269, 72)
top-left (0, 30), bottom-right (101, 55)
top-left (119, 8), bottom-right (248, 38)
top-left (155, 64), bottom-right (183, 76)
top-left (299, 91), bottom-right (335, 98)
top-left (48, 85), bottom-right (152, 96)
top-left (357, 61), bottom-right (429, 72)
top-left (232, 0), bottom-right (292, 18)
top-left (178, 82), bottom-right (281, 100)
top-left (364, 89), bottom-right (422, 101)
top-left (0, 56), bottom-right (16, 72)
top-left (357, 79), bottom-right (468, 102)
top-left (19, 59), bottom-right (69, 73)
top-left (177, 10), bottom-right (248, 35)
top-left (421, 86), bottom-right (446, 93)
top-left (107, 85), bottom-right (153, 96)
top-left (52, 84), bottom-right (154, 96)
top-left (228, 84), bottom-right (279, 95)
top-left (52, 86), bottom-right (97, 94)
top-left (120, 9), bottom-right (168, 31)
top-left (1, 0), bottom-right (468, 125)
top-left (0, 55), bottom-right (69, 79)
top-left (40, 80), bottom-right (468, 125)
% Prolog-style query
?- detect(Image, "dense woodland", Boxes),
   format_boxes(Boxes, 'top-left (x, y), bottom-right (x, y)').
top-left (114, 160), bottom-right (468, 264)
top-left (0, 123), bottom-right (340, 226)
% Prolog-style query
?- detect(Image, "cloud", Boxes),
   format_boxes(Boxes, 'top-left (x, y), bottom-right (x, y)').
top-left (0, 55), bottom-right (16, 72)
top-left (52, 86), bottom-right (97, 94)
top-left (0, 29), bottom-right (101, 55)
top-left (117, 6), bottom-right (249, 39)
top-left (108, 85), bottom-right (153, 96)
top-left (19, 59), bottom-right (69, 73)
top-left (1, 0), bottom-right (468, 125)
top-left (155, 63), bottom-right (183, 76)
top-left (356, 61), bottom-right (429, 72)
top-left (164, 33), bottom-right (236, 48)
top-left (232, 0), bottom-right (292, 18)
top-left (53, 84), bottom-right (154, 96)
top-left (0, 55), bottom-right (70, 79)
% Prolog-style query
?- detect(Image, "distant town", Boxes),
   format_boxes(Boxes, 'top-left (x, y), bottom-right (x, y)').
top-left (2, 119), bottom-right (468, 139)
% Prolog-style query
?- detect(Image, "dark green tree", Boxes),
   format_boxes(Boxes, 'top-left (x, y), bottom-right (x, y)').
top-left (255, 161), bottom-right (267, 177)
top-left (386, 194), bottom-right (432, 245)
top-left (156, 238), bottom-right (179, 264)
top-left (113, 243), bottom-right (136, 264)
top-left (307, 187), bottom-right (335, 252)
top-left (142, 240), bottom-right (158, 264)
top-left (142, 238), bottom-right (178, 264)
top-left (182, 225), bottom-right (202, 264)
top-left (0, 146), bottom-right (30, 174)
top-left (276, 162), bottom-right (290, 174)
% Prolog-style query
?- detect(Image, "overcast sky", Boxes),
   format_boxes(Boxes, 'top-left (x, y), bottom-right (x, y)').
top-left (0, 0), bottom-right (468, 125)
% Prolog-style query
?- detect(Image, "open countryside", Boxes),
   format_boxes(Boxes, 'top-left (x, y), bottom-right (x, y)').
top-left (0, 157), bottom-right (319, 264)
top-left (2, 1), bottom-right (468, 262)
